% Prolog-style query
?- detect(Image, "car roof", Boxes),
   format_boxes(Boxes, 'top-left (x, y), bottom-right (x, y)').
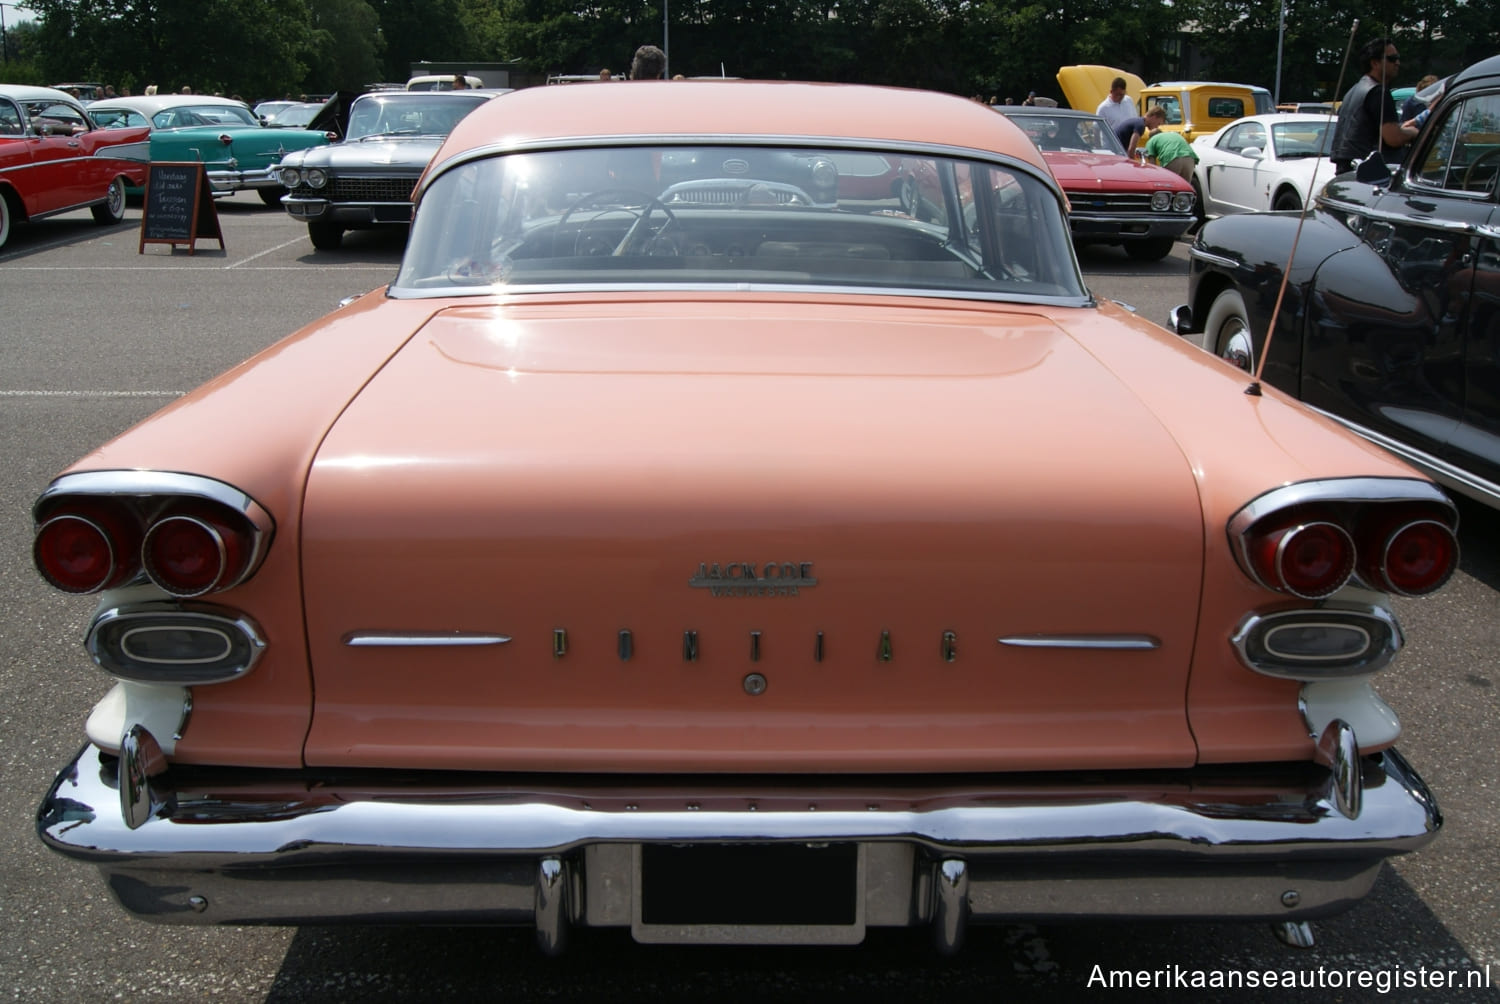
top-left (88, 95), bottom-right (253, 117)
top-left (0, 85), bottom-right (84, 105)
top-left (1219, 113), bottom-right (1333, 126)
top-left (434, 81), bottom-right (1050, 176)
top-left (1450, 54), bottom-right (1500, 89)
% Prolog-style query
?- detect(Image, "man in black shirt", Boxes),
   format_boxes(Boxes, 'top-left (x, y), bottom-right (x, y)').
top-left (1331, 37), bottom-right (1419, 175)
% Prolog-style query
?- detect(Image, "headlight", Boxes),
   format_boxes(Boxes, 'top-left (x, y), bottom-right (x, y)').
top-left (279, 167), bottom-right (301, 188)
top-left (305, 168), bottom-right (328, 189)
top-left (1172, 191), bottom-right (1195, 213)
top-left (1150, 191), bottom-right (1172, 211)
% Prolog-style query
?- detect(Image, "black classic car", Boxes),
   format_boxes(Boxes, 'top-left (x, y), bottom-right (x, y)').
top-left (276, 89), bottom-right (505, 249)
top-left (1174, 54), bottom-right (1500, 508)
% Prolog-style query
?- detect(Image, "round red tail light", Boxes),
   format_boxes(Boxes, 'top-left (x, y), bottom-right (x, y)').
top-left (35, 514), bottom-right (119, 593)
top-left (1372, 519), bottom-right (1458, 596)
top-left (143, 514), bottom-right (249, 597)
top-left (1249, 520), bottom-right (1355, 599)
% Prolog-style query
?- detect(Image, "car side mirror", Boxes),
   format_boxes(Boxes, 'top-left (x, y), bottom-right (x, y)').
top-left (1242, 146), bottom-right (1264, 160)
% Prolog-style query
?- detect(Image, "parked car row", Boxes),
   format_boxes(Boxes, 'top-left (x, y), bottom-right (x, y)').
top-left (30, 78), bottom-right (1463, 961)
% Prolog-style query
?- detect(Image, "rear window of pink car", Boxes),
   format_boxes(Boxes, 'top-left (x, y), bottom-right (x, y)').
top-left (394, 144), bottom-right (1087, 301)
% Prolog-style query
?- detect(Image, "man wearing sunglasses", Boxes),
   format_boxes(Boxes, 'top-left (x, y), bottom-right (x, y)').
top-left (1332, 37), bottom-right (1421, 175)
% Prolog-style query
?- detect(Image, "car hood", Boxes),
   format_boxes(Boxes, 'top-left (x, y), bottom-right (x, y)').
top-left (281, 135), bottom-right (448, 171)
top-left (297, 296), bottom-right (1209, 773)
top-left (1043, 152), bottom-right (1189, 191)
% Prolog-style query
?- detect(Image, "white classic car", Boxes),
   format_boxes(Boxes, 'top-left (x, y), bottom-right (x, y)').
top-left (1192, 113), bottom-right (1338, 216)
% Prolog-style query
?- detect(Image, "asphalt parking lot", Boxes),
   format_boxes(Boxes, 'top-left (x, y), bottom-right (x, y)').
top-left (1, 197), bottom-right (1496, 1002)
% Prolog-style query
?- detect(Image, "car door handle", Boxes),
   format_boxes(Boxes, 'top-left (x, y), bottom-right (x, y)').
top-left (67, 141), bottom-right (80, 148)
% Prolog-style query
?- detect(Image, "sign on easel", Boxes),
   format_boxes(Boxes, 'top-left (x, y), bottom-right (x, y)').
top-left (138, 162), bottom-right (224, 255)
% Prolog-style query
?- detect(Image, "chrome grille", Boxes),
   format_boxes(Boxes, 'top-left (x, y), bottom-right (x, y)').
top-left (1068, 192), bottom-right (1164, 213)
top-left (664, 185), bottom-right (801, 206)
top-left (328, 177), bottom-right (415, 203)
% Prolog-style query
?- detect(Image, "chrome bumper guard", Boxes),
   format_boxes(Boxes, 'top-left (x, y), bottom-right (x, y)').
top-left (38, 737), bottom-right (1439, 953)
top-left (206, 167), bottom-right (279, 194)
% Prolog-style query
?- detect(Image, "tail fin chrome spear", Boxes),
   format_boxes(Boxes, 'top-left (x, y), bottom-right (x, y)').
top-left (1247, 18), bottom-right (1361, 396)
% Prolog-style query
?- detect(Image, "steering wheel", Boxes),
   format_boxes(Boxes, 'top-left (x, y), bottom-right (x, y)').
top-left (612, 195), bottom-right (677, 256)
top-left (1462, 148), bottom-right (1500, 192)
top-left (555, 189), bottom-right (674, 257)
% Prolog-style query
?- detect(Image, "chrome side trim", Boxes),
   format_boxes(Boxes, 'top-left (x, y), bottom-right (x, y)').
top-left (1187, 247), bottom-right (1240, 270)
top-left (1303, 405), bottom-right (1500, 511)
top-left (387, 280), bottom-right (1097, 309)
top-left (1320, 194), bottom-right (1486, 228)
top-left (343, 631), bottom-right (511, 647)
top-left (998, 635), bottom-right (1159, 650)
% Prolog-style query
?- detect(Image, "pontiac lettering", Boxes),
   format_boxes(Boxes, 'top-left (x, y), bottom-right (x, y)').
top-left (690, 562), bottom-right (817, 597)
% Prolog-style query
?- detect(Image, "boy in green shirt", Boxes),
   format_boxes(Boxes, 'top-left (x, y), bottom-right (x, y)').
top-left (1141, 106), bottom-right (1198, 182)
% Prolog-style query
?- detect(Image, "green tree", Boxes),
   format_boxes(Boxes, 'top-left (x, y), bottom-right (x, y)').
top-left (306, 0), bottom-right (384, 92)
top-left (25, 0), bottom-right (314, 99)
top-left (369, 0), bottom-right (468, 81)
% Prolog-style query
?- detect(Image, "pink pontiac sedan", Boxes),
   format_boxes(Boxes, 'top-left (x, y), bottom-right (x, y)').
top-left (35, 81), bottom-right (1451, 954)
top-left (0, 85), bottom-right (149, 249)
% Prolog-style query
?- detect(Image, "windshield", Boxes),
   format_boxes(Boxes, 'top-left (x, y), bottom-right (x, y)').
top-left (268, 103), bottom-right (322, 128)
top-left (395, 144), bottom-right (1086, 301)
top-left (346, 94), bottom-right (488, 140)
top-left (1006, 114), bottom-right (1125, 155)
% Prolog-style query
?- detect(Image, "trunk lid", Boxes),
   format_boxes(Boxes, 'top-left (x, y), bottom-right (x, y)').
top-left (301, 295), bottom-right (1205, 773)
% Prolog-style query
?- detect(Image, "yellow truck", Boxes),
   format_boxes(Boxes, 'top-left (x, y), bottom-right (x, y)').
top-left (1057, 65), bottom-right (1271, 142)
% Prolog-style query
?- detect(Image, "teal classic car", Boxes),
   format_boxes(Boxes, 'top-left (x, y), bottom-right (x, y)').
top-left (86, 94), bottom-right (333, 204)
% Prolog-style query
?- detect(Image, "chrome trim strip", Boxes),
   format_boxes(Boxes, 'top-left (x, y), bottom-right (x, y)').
top-left (1303, 405), bottom-right (1500, 511)
top-left (387, 280), bottom-right (1096, 309)
top-left (343, 631), bottom-right (510, 647)
top-left (1321, 193), bottom-right (1488, 225)
top-left (1187, 247), bottom-right (1240, 269)
top-left (998, 634), bottom-right (1160, 650)
top-left (1228, 477), bottom-right (1456, 540)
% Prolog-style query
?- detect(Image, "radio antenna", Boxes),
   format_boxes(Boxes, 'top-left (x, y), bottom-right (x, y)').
top-left (1246, 18), bottom-right (1360, 396)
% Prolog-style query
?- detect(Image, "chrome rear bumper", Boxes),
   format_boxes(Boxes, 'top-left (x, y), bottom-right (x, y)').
top-left (37, 740), bottom-right (1439, 952)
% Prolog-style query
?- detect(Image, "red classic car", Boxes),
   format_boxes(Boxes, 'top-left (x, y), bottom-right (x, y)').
top-left (0, 85), bottom-right (149, 250)
top-left (36, 81), bottom-right (1451, 955)
top-left (997, 105), bottom-right (1196, 260)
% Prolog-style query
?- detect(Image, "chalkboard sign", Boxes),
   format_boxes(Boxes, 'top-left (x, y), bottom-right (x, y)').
top-left (138, 162), bottom-right (224, 255)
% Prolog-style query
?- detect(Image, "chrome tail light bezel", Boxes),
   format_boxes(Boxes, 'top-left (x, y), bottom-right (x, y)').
top-left (1228, 478), bottom-right (1459, 599)
top-left (1232, 605), bottom-right (1403, 679)
top-left (87, 602), bottom-right (267, 685)
top-left (32, 471), bottom-right (274, 597)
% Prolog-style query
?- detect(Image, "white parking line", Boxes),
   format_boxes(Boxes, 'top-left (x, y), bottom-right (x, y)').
top-left (226, 236), bottom-right (316, 268)
top-left (0, 390), bottom-right (183, 398)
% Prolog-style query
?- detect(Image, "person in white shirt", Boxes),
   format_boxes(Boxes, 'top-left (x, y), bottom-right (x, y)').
top-left (1096, 76), bottom-right (1137, 129)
